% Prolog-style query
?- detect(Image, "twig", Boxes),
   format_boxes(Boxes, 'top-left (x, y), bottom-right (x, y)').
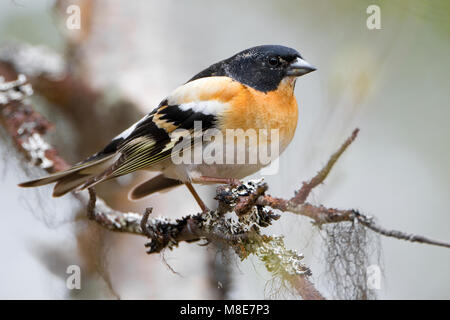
top-left (291, 128), bottom-right (359, 205)
top-left (355, 212), bottom-right (450, 249)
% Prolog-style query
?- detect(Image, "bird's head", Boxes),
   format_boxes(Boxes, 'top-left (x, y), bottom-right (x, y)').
top-left (223, 45), bottom-right (316, 92)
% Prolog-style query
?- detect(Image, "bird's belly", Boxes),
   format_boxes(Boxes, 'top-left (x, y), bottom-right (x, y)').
top-left (158, 137), bottom-right (281, 183)
top-left (189, 163), bottom-right (263, 181)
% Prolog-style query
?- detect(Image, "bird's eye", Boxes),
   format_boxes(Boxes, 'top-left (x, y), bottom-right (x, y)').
top-left (268, 56), bottom-right (279, 67)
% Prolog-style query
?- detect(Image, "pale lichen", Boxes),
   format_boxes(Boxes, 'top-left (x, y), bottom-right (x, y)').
top-left (0, 74), bottom-right (33, 104)
top-left (22, 133), bottom-right (54, 169)
top-left (256, 236), bottom-right (309, 276)
top-left (0, 75), bottom-right (53, 169)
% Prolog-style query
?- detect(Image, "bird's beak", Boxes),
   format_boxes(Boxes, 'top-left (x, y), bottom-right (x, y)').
top-left (286, 57), bottom-right (317, 77)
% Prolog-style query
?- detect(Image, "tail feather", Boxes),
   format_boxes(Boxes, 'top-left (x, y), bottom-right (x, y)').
top-left (18, 153), bottom-right (118, 197)
top-left (19, 165), bottom-right (87, 188)
top-left (129, 173), bottom-right (182, 200)
top-left (52, 172), bottom-right (91, 197)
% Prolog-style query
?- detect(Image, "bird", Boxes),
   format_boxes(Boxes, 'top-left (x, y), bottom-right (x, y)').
top-left (19, 45), bottom-right (316, 212)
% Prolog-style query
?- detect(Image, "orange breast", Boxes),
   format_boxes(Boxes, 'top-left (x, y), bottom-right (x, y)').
top-left (221, 77), bottom-right (299, 150)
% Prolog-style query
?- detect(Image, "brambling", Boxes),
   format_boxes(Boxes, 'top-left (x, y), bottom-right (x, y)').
top-left (19, 45), bottom-right (316, 211)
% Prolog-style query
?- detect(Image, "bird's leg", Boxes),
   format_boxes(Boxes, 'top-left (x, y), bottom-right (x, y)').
top-left (185, 182), bottom-right (209, 213)
top-left (193, 176), bottom-right (242, 187)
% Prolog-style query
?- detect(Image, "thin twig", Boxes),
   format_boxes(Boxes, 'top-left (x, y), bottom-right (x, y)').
top-left (355, 212), bottom-right (450, 249)
top-left (291, 128), bottom-right (359, 205)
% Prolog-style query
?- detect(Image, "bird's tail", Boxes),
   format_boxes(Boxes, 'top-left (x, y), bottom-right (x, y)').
top-left (128, 173), bottom-right (182, 200)
top-left (18, 153), bottom-right (118, 197)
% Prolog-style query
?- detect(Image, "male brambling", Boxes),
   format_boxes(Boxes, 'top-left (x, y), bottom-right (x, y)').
top-left (19, 45), bottom-right (316, 211)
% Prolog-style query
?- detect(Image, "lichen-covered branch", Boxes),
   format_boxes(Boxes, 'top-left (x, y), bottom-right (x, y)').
top-left (0, 69), bottom-right (69, 172)
top-left (84, 178), bottom-right (320, 299)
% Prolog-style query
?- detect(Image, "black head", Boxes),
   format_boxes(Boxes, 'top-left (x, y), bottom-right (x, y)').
top-left (189, 45), bottom-right (316, 92)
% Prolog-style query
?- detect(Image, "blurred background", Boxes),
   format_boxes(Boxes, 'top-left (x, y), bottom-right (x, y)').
top-left (0, 0), bottom-right (449, 299)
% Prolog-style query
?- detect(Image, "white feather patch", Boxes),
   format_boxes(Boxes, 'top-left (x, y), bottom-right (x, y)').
top-left (167, 76), bottom-right (235, 110)
top-left (178, 100), bottom-right (228, 115)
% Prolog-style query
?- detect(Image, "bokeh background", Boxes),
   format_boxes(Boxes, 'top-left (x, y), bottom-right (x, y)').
top-left (0, 0), bottom-right (449, 299)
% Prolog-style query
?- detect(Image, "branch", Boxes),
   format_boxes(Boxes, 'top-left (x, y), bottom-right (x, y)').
top-left (85, 177), bottom-right (323, 298)
top-left (0, 68), bottom-right (69, 172)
